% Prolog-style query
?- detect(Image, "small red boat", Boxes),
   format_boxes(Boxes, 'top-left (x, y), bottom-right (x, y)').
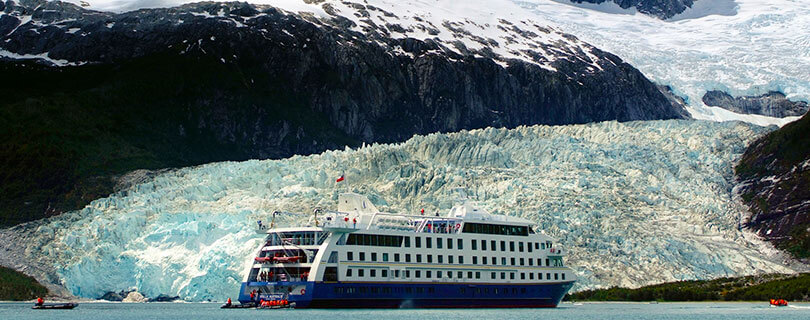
top-left (769, 299), bottom-right (788, 307)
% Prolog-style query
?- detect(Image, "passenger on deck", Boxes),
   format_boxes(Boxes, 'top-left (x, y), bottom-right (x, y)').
top-left (36, 297), bottom-right (44, 306)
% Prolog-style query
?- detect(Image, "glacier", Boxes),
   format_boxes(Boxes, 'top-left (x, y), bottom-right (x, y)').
top-left (57, 0), bottom-right (810, 126)
top-left (1, 119), bottom-right (800, 301)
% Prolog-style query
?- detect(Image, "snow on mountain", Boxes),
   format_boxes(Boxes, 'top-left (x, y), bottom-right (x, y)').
top-left (49, 0), bottom-right (809, 126)
top-left (2, 119), bottom-right (798, 301)
top-left (515, 0), bottom-right (810, 126)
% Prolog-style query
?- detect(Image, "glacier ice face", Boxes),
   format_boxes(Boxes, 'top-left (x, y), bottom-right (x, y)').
top-left (4, 119), bottom-right (799, 301)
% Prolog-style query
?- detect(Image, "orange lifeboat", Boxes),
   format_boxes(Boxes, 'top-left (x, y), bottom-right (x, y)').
top-left (770, 299), bottom-right (788, 307)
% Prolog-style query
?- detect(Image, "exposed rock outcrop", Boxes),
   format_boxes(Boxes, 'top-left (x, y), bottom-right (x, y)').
top-left (703, 90), bottom-right (808, 118)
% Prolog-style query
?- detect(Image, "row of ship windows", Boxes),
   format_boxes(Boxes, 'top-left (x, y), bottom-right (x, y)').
top-left (345, 268), bottom-right (566, 281)
top-left (333, 286), bottom-right (536, 295)
top-left (344, 252), bottom-right (565, 267)
top-left (343, 234), bottom-right (553, 253)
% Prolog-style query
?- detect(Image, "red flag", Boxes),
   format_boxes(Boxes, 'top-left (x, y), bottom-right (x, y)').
top-left (336, 175), bottom-right (344, 182)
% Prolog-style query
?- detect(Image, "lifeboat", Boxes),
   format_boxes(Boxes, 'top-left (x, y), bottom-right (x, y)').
top-left (254, 257), bottom-right (272, 263)
top-left (769, 299), bottom-right (788, 307)
top-left (272, 256), bottom-right (301, 263)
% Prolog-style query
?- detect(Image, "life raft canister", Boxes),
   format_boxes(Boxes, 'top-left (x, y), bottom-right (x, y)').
top-left (300, 288), bottom-right (306, 295)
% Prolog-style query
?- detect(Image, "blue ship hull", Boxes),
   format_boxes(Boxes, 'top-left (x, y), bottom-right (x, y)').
top-left (238, 281), bottom-right (574, 308)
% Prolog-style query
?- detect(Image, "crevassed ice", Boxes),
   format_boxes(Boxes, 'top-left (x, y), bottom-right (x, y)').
top-left (15, 119), bottom-right (796, 301)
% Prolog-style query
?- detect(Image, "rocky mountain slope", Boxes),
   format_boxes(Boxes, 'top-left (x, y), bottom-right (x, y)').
top-left (703, 91), bottom-right (808, 119)
top-left (0, 0), bottom-right (686, 226)
top-left (567, 0), bottom-right (695, 19)
top-left (737, 112), bottom-right (810, 260)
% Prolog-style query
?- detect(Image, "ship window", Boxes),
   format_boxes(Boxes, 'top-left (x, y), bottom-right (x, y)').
top-left (394, 253), bottom-right (400, 262)
top-left (481, 256), bottom-right (487, 265)
top-left (511, 258), bottom-right (515, 265)
top-left (537, 258), bottom-right (542, 266)
top-left (510, 241), bottom-right (515, 252)
top-left (538, 273), bottom-right (542, 280)
top-left (541, 243), bottom-right (545, 250)
top-left (501, 257), bottom-right (506, 265)
top-left (510, 273), bottom-right (515, 280)
top-left (405, 237), bottom-right (411, 247)
top-left (521, 273), bottom-right (525, 280)
top-left (472, 256), bottom-right (478, 264)
top-left (555, 273), bottom-right (559, 280)
top-left (427, 255), bottom-right (433, 263)
top-left (492, 257), bottom-right (497, 265)
top-left (415, 270), bottom-right (421, 278)
top-left (520, 258), bottom-right (524, 266)
top-left (562, 273), bottom-right (566, 280)
top-left (436, 271), bottom-right (442, 278)
top-left (437, 238), bottom-right (443, 249)
top-left (475, 272), bottom-right (481, 279)
top-left (324, 267), bottom-right (338, 281)
top-left (346, 234), bottom-right (404, 247)
top-left (382, 269), bottom-right (388, 278)
top-left (459, 271), bottom-right (464, 278)
top-left (370, 269), bottom-right (376, 277)
top-left (447, 238), bottom-right (453, 249)
top-left (438, 255), bottom-right (444, 263)
top-left (491, 272), bottom-right (496, 279)
top-left (328, 251), bottom-right (338, 263)
top-left (347, 252), bottom-right (353, 261)
top-left (481, 240), bottom-right (487, 251)
top-left (548, 241), bottom-right (553, 248)
top-left (519, 242), bottom-right (524, 252)
top-left (546, 258), bottom-right (550, 266)
top-left (372, 253), bottom-right (377, 261)
top-left (535, 243), bottom-right (539, 250)
top-left (382, 253), bottom-right (389, 262)
top-left (426, 271), bottom-right (432, 278)
top-left (359, 252), bottom-right (365, 261)
top-left (405, 270), bottom-right (410, 278)
top-left (500, 272), bottom-right (506, 279)
top-left (395, 270), bottom-right (400, 278)
top-left (491, 240), bottom-right (496, 251)
top-left (529, 259), bottom-right (533, 266)
top-left (406, 254), bottom-right (411, 262)
top-left (449, 255), bottom-right (454, 264)
top-left (529, 273), bottom-right (534, 280)
top-left (521, 288), bottom-right (527, 294)
top-left (346, 269), bottom-right (353, 277)
top-left (416, 237), bottom-right (422, 248)
top-left (471, 240), bottom-right (477, 250)
top-left (527, 242), bottom-right (532, 253)
top-left (458, 239), bottom-right (463, 250)
top-left (459, 256), bottom-right (464, 264)
top-left (426, 237), bottom-right (432, 249)
top-left (501, 241), bottom-right (506, 251)
top-left (462, 223), bottom-right (529, 236)
top-left (547, 273), bottom-right (551, 280)
top-left (467, 271), bottom-right (473, 278)
top-left (358, 269), bottom-right (364, 277)
top-left (447, 271), bottom-right (452, 278)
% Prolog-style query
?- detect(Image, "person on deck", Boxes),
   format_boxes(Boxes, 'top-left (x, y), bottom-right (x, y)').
top-left (225, 298), bottom-right (232, 307)
top-left (36, 297), bottom-right (44, 306)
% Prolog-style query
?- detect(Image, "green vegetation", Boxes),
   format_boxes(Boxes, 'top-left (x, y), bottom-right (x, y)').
top-left (567, 273), bottom-right (810, 302)
top-left (0, 266), bottom-right (48, 301)
top-left (0, 54), bottom-right (357, 227)
top-left (735, 112), bottom-right (810, 258)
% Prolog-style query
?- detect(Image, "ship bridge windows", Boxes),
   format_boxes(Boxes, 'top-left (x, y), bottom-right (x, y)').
top-left (462, 223), bottom-right (529, 236)
top-left (346, 234), bottom-right (403, 247)
top-left (265, 231), bottom-right (325, 246)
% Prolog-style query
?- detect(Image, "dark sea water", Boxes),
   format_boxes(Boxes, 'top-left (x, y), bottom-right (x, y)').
top-left (2, 302), bottom-right (808, 320)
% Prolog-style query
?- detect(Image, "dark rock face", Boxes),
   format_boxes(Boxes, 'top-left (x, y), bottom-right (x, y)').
top-left (736, 113), bottom-right (810, 260)
top-left (703, 90), bottom-right (809, 118)
top-left (0, 0), bottom-right (686, 226)
top-left (568, 0), bottom-right (694, 19)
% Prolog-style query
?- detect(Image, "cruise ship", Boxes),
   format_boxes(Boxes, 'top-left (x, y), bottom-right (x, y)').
top-left (237, 192), bottom-right (575, 308)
